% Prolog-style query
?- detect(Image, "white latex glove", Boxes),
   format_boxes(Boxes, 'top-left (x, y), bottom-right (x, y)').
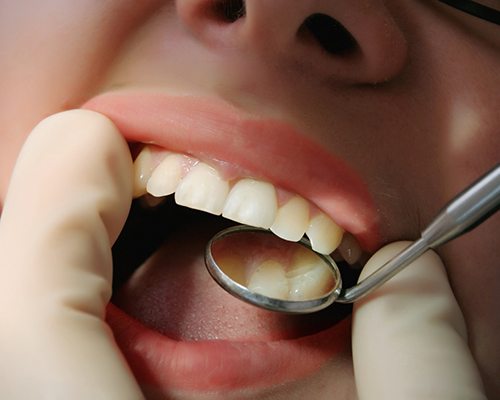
top-left (353, 242), bottom-right (487, 400)
top-left (0, 110), bottom-right (144, 399)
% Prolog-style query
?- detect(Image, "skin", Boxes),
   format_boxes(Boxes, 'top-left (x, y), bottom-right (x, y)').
top-left (0, 0), bottom-right (498, 398)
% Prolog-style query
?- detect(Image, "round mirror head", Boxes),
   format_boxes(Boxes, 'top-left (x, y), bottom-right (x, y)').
top-left (205, 225), bottom-right (342, 313)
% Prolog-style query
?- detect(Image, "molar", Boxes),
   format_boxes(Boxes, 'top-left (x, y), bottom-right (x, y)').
top-left (287, 247), bottom-right (334, 300)
top-left (222, 179), bottom-right (278, 229)
top-left (247, 260), bottom-right (289, 300)
top-left (175, 163), bottom-right (230, 215)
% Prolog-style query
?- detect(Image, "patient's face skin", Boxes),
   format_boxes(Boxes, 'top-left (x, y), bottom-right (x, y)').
top-left (0, 1), bottom-right (498, 398)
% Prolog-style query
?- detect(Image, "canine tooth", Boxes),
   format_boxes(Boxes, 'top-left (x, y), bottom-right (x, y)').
top-left (287, 247), bottom-right (334, 300)
top-left (146, 154), bottom-right (185, 197)
top-left (247, 260), bottom-right (289, 300)
top-left (338, 232), bottom-right (363, 265)
top-left (133, 147), bottom-right (154, 197)
top-left (306, 212), bottom-right (344, 254)
top-left (175, 163), bottom-right (229, 215)
top-left (270, 196), bottom-right (309, 241)
top-left (222, 179), bottom-right (277, 228)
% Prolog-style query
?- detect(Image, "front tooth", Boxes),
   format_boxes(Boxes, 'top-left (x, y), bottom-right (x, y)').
top-left (270, 196), bottom-right (309, 241)
top-left (146, 153), bottom-right (185, 197)
top-left (306, 212), bottom-right (344, 254)
top-left (175, 163), bottom-right (230, 215)
top-left (287, 247), bottom-right (335, 300)
top-left (133, 147), bottom-right (154, 197)
top-left (222, 179), bottom-right (277, 228)
top-left (247, 260), bottom-right (289, 300)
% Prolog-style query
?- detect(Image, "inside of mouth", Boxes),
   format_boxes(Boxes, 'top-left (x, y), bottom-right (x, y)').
top-left (209, 228), bottom-right (338, 302)
top-left (111, 196), bottom-right (363, 340)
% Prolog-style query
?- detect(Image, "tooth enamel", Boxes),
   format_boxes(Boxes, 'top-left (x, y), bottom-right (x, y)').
top-left (287, 246), bottom-right (334, 300)
top-left (133, 147), bottom-right (154, 197)
top-left (175, 163), bottom-right (230, 215)
top-left (306, 212), bottom-right (344, 254)
top-left (270, 196), bottom-right (309, 241)
top-left (146, 153), bottom-right (185, 197)
top-left (247, 260), bottom-right (289, 300)
top-left (222, 179), bottom-right (278, 228)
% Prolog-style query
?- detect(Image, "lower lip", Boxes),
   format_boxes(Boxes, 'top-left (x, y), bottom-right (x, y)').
top-left (106, 303), bottom-right (351, 393)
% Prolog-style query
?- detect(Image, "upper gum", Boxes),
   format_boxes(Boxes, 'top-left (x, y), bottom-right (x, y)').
top-left (142, 145), bottom-right (328, 215)
top-left (147, 145), bottom-right (247, 182)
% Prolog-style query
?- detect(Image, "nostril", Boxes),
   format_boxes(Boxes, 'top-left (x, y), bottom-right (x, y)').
top-left (300, 13), bottom-right (357, 56)
top-left (213, 0), bottom-right (246, 23)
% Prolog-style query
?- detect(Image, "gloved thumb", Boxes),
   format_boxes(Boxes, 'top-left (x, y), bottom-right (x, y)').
top-left (0, 110), bottom-right (143, 399)
top-left (352, 241), bottom-right (486, 400)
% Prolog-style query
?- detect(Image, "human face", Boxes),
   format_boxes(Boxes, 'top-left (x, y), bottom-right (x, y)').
top-left (0, 1), bottom-right (498, 399)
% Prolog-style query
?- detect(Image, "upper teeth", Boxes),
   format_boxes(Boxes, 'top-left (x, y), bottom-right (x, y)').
top-left (176, 163), bottom-right (230, 215)
top-left (133, 145), bottom-right (349, 255)
top-left (222, 179), bottom-right (277, 228)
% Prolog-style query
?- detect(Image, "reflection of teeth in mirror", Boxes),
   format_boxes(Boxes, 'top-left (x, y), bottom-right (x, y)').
top-left (287, 247), bottom-right (334, 300)
top-left (175, 163), bottom-right (230, 215)
top-left (222, 179), bottom-right (278, 229)
top-left (338, 232), bottom-right (363, 266)
top-left (270, 195), bottom-right (309, 241)
top-left (146, 154), bottom-right (186, 197)
top-left (247, 260), bottom-right (289, 300)
top-left (133, 146), bottom-right (154, 197)
top-left (306, 212), bottom-right (344, 255)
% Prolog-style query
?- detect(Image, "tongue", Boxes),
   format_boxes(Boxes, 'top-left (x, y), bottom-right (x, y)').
top-left (113, 220), bottom-right (350, 341)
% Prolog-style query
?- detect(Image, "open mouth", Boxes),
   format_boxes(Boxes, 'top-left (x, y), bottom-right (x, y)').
top-left (83, 92), bottom-right (380, 396)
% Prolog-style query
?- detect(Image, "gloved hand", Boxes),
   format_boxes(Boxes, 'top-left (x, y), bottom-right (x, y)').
top-left (352, 242), bottom-right (487, 400)
top-left (0, 110), bottom-right (144, 399)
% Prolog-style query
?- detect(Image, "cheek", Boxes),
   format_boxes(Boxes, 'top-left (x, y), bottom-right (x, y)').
top-left (0, 0), bottom-right (162, 201)
top-left (442, 219), bottom-right (500, 396)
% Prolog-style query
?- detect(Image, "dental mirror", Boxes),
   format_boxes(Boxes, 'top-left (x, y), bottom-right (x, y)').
top-left (205, 164), bottom-right (500, 314)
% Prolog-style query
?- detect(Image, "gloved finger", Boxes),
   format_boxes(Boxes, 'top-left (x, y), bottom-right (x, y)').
top-left (352, 242), bottom-right (486, 400)
top-left (0, 110), bottom-right (144, 399)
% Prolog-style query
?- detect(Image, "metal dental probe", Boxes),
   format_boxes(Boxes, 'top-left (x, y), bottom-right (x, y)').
top-left (205, 164), bottom-right (500, 313)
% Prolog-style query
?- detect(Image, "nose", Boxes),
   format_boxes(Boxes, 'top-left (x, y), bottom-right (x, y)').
top-left (177, 0), bottom-right (408, 84)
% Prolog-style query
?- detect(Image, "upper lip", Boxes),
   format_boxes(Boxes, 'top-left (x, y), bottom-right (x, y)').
top-left (83, 90), bottom-right (380, 251)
